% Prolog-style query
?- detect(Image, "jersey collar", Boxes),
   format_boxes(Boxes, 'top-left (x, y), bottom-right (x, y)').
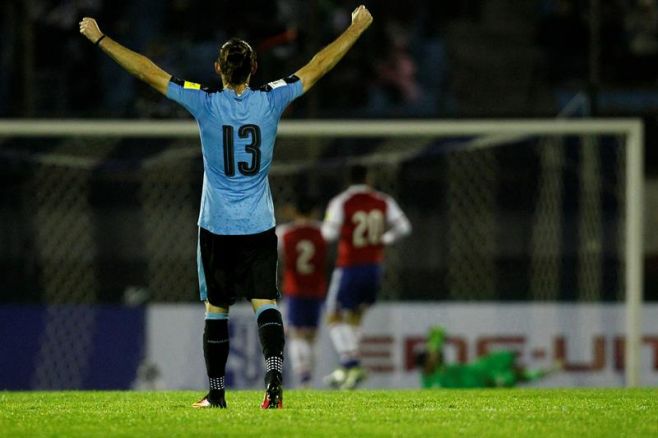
top-left (226, 86), bottom-right (251, 100)
top-left (347, 184), bottom-right (370, 192)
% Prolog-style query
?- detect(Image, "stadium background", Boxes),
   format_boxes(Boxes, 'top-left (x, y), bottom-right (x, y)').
top-left (1, 0), bottom-right (658, 390)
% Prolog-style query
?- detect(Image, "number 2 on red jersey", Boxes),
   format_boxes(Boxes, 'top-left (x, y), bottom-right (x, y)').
top-left (295, 239), bottom-right (316, 274)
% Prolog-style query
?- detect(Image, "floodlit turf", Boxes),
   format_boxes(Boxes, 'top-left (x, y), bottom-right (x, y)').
top-left (1, 389), bottom-right (656, 437)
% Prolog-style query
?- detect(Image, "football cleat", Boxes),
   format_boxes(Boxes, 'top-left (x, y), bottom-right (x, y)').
top-left (261, 382), bottom-right (283, 409)
top-left (192, 392), bottom-right (227, 409)
top-left (340, 366), bottom-right (367, 390)
top-left (323, 367), bottom-right (347, 389)
top-left (261, 371), bottom-right (283, 409)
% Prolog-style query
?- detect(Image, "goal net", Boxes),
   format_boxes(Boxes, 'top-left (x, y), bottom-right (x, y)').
top-left (0, 119), bottom-right (643, 387)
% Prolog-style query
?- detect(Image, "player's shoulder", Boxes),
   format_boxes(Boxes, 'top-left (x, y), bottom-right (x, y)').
top-left (344, 185), bottom-right (390, 203)
top-left (370, 189), bottom-right (396, 204)
top-left (170, 76), bottom-right (222, 94)
top-left (290, 220), bottom-right (324, 232)
top-left (257, 75), bottom-right (301, 93)
top-left (301, 220), bottom-right (324, 234)
top-left (276, 222), bottom-right (292, 237)
top-left (349, 186), bottom-right (396, 205)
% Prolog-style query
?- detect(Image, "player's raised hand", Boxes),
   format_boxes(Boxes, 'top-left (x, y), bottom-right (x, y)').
top-left (351, 5), bottom-right (373, 32)
top-left (79, 17), bottom-right (104, 44)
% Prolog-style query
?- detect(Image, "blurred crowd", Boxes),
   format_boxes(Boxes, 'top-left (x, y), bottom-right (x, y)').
top-left (3, 0), bottom-right (658, 118)
top-left (538, 0), bottom-right (658, 86)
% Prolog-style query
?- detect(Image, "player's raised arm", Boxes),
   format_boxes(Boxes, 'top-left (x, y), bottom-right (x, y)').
top-left (79, 17), bottom-right (171, 95)
top-left (294, 5), bottom-right (373, 94)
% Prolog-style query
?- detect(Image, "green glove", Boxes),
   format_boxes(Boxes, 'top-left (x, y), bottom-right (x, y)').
top-left (426, 326), bottom-right (446, 353)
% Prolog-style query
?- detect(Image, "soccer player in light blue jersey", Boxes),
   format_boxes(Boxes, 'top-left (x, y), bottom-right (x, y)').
top-left (80, 6), bottom-right (373, 409)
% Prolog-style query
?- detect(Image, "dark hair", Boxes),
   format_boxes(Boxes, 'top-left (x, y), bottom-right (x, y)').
top-left (296, 196), bottom-right (316, 216)
top-left (350, 164), bottom-right (368, 184)
top-left (218, 38), bottom-right (256, 86)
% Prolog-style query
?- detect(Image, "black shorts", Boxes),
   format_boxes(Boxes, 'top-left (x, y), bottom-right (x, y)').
top-left (197, 227), bottom-right (279, 306)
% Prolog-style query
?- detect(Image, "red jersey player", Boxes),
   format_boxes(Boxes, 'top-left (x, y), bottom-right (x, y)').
top-left (321, 165), bottom-right (411, 389)
top-left (276, 198), bottom-right (328, 386)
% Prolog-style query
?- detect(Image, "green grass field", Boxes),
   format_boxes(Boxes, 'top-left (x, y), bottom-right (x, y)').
top-left (1, 389), bottom-right (656, 437)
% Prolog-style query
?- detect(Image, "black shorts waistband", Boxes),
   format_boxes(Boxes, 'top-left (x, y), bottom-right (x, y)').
top-left (200, 226), bottom-right (275, 242)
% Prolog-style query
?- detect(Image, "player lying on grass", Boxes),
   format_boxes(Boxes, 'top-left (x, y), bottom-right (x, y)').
top-left (416, 327), bottom-right (561, 388)
top-left (79, 6), bottom-right (372, 409)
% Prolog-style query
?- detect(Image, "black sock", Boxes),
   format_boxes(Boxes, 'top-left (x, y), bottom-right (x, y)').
top-left (257, 308), bottom-right (285, 384)
top-left (203, 318), bottom-right (229, 399)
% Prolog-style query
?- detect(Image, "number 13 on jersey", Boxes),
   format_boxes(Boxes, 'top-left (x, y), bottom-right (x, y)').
top-left (222, 124), bottom-right (261, 176)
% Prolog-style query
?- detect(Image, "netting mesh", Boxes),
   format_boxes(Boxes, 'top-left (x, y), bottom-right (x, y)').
top-left (141, 147), bottom-right (198, 302)
top-left (527, 136), bottom-right (626, 301)
top-left (32, 307), bottom-right (95, 389)
top-left (0, 131), bottom-right (628, 305)
top-left (25, 143), bottom-right (109, 389)
top-left (30, 147), bottom-right (100, 303)
top-left (530, 138), bottom-right (566, 300)
top-left (577, 137), bottom-right (603, 301)
top-left (446, 148), bottom-right (496, 300)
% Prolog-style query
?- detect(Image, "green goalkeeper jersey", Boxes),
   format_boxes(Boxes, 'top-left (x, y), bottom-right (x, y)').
top-left (421, 351), bottom-right (518, 389)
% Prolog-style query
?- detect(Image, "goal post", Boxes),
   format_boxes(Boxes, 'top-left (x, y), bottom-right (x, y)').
top-left (625, 122), bottom-right (644, 388)
top-left (0, 118), bottom-right (644, 387)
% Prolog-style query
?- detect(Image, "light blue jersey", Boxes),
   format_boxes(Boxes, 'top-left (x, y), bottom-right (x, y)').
top-left (167, 76), bottom-right (303, 235)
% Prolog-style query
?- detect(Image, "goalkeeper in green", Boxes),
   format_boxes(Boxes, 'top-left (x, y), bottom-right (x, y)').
top-left (417, 327), bottom-right (560, 388)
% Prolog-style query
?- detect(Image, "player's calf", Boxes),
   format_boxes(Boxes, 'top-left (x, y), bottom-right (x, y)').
top-left (256, 304), bottom-right (285, 408)
top-left (201, 314), bottom-right (230, 408)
